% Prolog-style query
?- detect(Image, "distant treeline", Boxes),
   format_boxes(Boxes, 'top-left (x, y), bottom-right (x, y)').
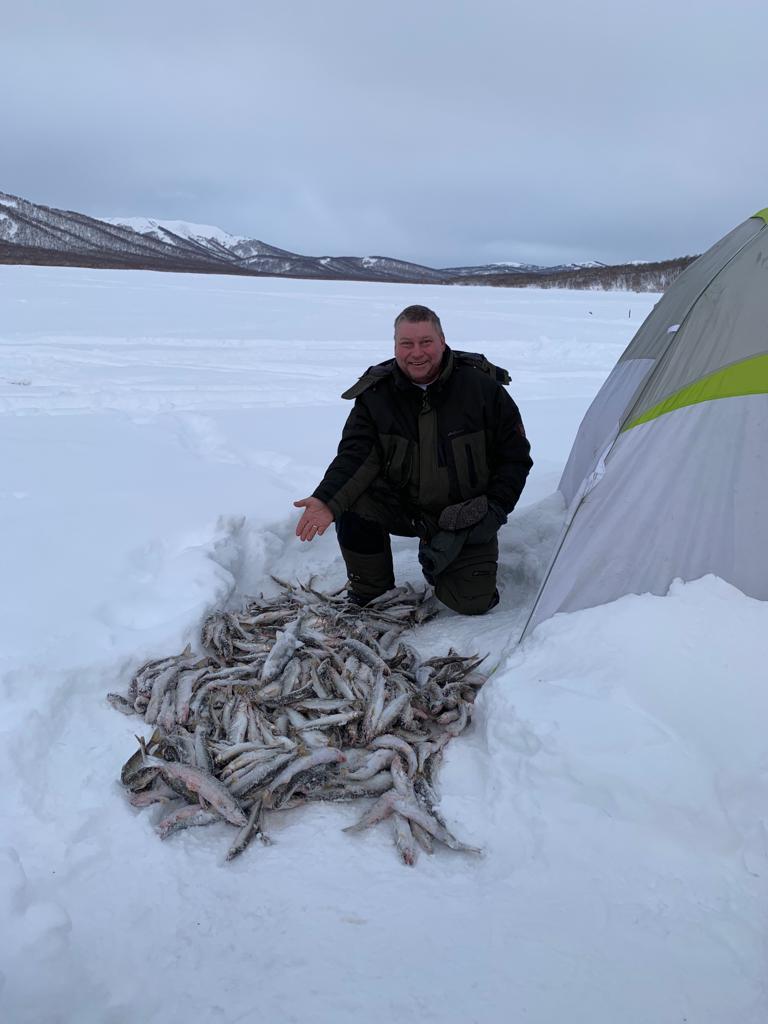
top-left (457, 256), bottom-right (697, 292)
top-left (0, 245), bottom-right (699, 293)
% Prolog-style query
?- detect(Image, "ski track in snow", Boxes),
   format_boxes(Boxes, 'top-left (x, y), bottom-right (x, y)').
top-left (1, 266), bottom-right (767, 1023)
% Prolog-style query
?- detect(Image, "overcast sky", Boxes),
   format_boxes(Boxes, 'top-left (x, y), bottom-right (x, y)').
top-left (3, 0), bottom-right (767, 267)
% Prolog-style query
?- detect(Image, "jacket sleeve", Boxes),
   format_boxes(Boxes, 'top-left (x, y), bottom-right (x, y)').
top-left (312, 399), bottom-right (382, 519)
top-left (486, 387), bottom-right (533, 515)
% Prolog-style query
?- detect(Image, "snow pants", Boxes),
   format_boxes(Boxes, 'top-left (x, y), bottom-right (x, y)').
top-left (336, 486), bottom-right (499, 616)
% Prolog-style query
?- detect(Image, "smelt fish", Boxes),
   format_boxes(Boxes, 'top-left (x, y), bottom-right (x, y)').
top-left (141, 753), bottom-right (248, 827)
top-left (112, 578), bottom-right (487, 866)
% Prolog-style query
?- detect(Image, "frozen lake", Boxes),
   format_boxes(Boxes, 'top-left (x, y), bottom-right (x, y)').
top-left (1, 266), bottom-right (766, 1024)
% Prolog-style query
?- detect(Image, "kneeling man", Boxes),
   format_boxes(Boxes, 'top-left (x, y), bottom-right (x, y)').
top-left (294, 305), bottom-right (532, 614)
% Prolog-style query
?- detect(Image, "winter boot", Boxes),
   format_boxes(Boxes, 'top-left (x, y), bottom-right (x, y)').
top-left (339, 546), bottom-right (395, 606)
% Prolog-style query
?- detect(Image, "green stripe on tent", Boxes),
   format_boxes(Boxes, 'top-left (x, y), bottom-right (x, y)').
top-left (623, 353), bottom-right (768, 431)
top-left (753, 208), bottom-right (768, 224)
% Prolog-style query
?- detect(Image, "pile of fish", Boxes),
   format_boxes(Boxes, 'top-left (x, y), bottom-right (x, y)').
top-left (109, 578), bottom-right (487, 865)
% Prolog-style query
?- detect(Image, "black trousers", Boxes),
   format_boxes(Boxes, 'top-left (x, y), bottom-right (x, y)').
top-left (336, 488), bottom-right (498, 616)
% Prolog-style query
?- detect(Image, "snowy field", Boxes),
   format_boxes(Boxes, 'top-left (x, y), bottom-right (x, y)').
top-left (1, 266), bottom-right (767, 1023)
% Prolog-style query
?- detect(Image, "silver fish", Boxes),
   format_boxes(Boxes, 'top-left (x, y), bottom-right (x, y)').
top-left (107, 692), bottom-right (136, 715)
top-left (113, 578), bottom-right (485, 866)
top-left (344, 748), bottom-right (394, 781)
top-left (361, 673), bottom-right (386, 743)
top-left (144, 664), bottom-right (181, 725)
top-left (392, 812), bottom-right (417, 866)
top-left (390, 795), bottom-right (481, 854)
top-left (341, 638), bottom-right (390, 676)
top-left (156, 804), bottom-right (219, 840)
top-left (317, 772), bottom-right (395, 801)
top-left (343, 790), bottom-right (396, 832)
top-left (370, 735), bottom-right (418, 776)
top-left (226, 751), bottom-right (295, 798)
top-left (410, 821), bottom-right (434, 854)
top-left (142, 752), bottom-right (247, 826)
top-left (226, 798), bottom-right (271, 860)
top-left (266, 748), bottom-right (346, 796)
top-left (374, 692), bottom-right (411, 737)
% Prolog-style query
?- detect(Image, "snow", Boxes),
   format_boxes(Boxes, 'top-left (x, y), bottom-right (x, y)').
top-left (102, 216), bottom-right (246, 246)
top-left (1, 266), bottom-right (766, 1023)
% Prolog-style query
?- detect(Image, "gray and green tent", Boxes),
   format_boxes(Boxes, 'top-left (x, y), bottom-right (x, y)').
top-left (524, 208), bottom-right (768, 636)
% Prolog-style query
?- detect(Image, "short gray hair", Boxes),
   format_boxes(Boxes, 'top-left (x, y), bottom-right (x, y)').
top-left (393, 305), bottom-right (444, 339)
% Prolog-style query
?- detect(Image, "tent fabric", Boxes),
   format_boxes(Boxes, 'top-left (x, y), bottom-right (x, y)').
top-left (555, 215), bottom-right (765, 509)
top-left (617, 216), bottom-right (763, 364)
top-left (558, 357), bottom-right (654, 507)
top-left (624, 353), bottom-right (768, 430)
top-left (626, 227), bottom-right (768, 420)
top-left (528, 396), bottom-right (768, 628)
top-left (523, 211), bottom-right (768, 637)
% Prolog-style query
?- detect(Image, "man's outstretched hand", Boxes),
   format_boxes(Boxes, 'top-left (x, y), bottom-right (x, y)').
top-left (294, 496), bottom-right (334, 542)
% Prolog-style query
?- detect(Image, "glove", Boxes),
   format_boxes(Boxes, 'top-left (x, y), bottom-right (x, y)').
top-left (438, 495), bottom-right (488, 531)
top-left (466, 500), bottom-right (507, 545)
top-left (418, 530), bottom-right (470, 581)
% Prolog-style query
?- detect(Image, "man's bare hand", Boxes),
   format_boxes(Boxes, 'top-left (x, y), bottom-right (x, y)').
top-left (294, 496), bottom-right (334, 542)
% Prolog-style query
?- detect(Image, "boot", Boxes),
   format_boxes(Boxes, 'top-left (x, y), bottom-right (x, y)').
top-left (339, 546), bottom-right (395, 605)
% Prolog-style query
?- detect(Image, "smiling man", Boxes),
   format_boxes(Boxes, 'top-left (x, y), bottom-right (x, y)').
top-left (294, 305), bottom-right (532, 614)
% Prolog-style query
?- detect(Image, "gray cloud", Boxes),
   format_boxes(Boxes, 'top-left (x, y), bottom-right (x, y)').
top-left (2, 0), bottom-right (767, 266)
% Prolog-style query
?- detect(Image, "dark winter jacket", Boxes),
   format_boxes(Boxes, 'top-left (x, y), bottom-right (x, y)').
top-left (313, 348), bottom-right (533, 523)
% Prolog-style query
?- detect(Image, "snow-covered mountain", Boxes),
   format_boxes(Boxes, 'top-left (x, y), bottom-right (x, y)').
top-left (0, 191), bottom-right (694, 290)
top-left (102, 216), bottom-right (299, 263)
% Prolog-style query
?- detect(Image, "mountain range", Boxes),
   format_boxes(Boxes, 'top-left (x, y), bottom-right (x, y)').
top-left (0, 191), bottom-right (694, 291)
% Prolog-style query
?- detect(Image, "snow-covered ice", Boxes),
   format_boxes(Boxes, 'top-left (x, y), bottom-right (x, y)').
top-left (1, 266), bottom-right (765, 1023)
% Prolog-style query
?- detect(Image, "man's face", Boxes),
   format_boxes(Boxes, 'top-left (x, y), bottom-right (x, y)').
top-left (394, 320), bottom-right (446, 385)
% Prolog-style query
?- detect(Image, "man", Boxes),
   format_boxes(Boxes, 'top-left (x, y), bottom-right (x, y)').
top-left (294, 305), bottom-right (532, 614)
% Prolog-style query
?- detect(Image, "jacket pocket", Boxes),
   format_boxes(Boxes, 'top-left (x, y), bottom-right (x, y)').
top-left (451, 430), bottom-right (489, 498)
top-left (381, 434), bottom-right (413, 489)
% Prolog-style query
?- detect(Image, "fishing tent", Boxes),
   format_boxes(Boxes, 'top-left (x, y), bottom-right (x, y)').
top-left (523, 208), bottom-right (768, 636)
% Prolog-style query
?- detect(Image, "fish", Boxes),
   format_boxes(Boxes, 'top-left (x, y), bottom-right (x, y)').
top-left (156, 804), bottom-right (219, 840)
top-left (374, 692), bottom-right (411, 736)
top-left (140, 751), bottom-right (248, 827)
top-left (370, 735), bottom-right (418, 776)
top-left (389, 795), bottom-right (481, 854)
top-left (261, 618), bottom-right (304, 683)
top-left (344, 748), bottom-right (395, 781)
top-left (265, 748), bottom-right (346, 797)
top-left (392, 812), bottom-right (418, 866)
top-left (112, 578), bottom-right (487, 865)
top-left (410, 821), bottom-right (434, 854)
top-left (226, 751), bottom-right (296, 798)
top-left (343, 790), bottom-right (397, 833)
top-left (341, 638), bottom-right (391, 676)
top-left (144, 664), bottom-right (181, 725)
top-left (314, 772), bottom-right (395, 802)
top-left (226, 798), bottom-right (271, 860)
top-left (361, 673), bottom-right (387, 743)
top-left (107, 692), bottom-right (136, 715)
